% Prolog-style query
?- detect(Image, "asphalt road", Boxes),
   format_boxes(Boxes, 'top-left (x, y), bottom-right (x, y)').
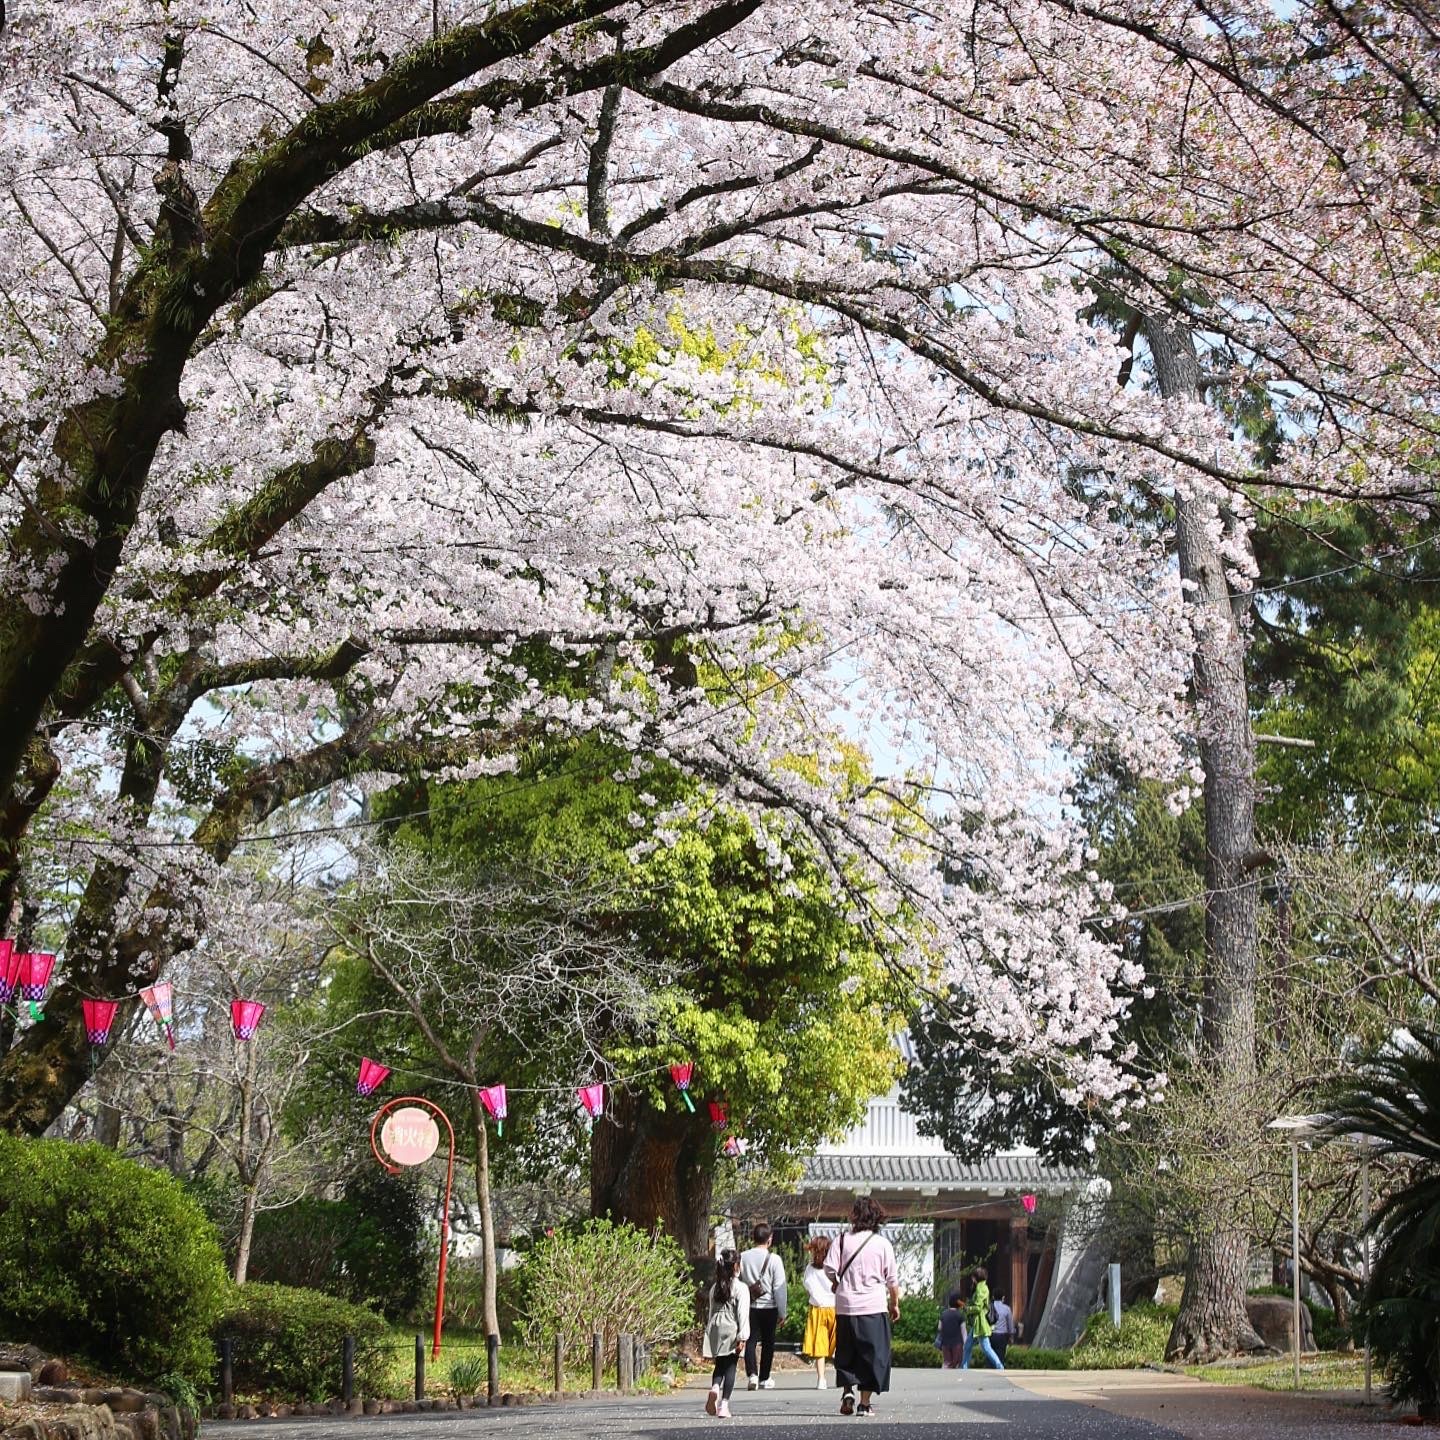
top-left (207, 1369), bottom-right (1199, 1439)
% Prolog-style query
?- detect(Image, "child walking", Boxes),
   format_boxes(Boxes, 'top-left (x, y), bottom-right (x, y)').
top-left (801, 1235), bottom-right (837, 1388)
top-left (703, 1249), bottom-right (751, 1419)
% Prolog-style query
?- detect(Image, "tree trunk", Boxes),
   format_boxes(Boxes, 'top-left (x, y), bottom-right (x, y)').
top-left (590, 1086), bottom-right (714, 1263)
top-left (468, 1089), bottom-right (500, 1341)
top-left (1145, 316), bottom-right (1268, 1362)
top-left (234, 1183), bottom-right (258, 1285)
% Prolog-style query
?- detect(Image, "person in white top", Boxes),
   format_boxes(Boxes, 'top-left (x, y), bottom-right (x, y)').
top-left (801, 1235), bottom-right (837, 1389)
top-left (737, 1221), bottom-right (788, 1390)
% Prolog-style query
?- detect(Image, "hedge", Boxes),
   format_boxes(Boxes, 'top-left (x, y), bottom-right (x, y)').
top-left (1004, 1345), bottom-right (1071, 1369)
top-left (0, 1133), bottom-right (229, 1383)
top-left (220, 1283), bottom-right (391, 1400)
top-left (891, 1339), bottom-right (942, 1368)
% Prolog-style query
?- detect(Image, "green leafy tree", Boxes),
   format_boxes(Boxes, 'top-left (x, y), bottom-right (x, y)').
top-left (379, 738), bottom-right (907, 1260)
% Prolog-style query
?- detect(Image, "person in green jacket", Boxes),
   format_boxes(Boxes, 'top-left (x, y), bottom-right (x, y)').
top-left (960, 1268), bottom-right (1006, 1371)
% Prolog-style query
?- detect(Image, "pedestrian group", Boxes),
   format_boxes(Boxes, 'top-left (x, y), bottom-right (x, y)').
top-left (703, 1196), bottom-right (1009, 1420)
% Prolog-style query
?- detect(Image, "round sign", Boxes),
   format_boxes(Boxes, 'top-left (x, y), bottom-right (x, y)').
top-left (380, 1106), bottom-right (440, 1167)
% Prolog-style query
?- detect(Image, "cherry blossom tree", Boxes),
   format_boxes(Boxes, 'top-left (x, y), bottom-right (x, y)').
top-left (0, 0), bottom-right (1436, 1354)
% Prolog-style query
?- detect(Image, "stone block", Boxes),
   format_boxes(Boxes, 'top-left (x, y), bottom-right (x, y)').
top-left (362, 1401), bottom-right (381, 1416)
top-left (400, 1401), bottom-right (418, 1413)
top-left (108, 1392), bottom-right (146, 1416)
top-left (235, 1405), bottom-right (256, 1420)
top-left (272, 1406), bottom-right (292, 1420)
top-left (214, 1405), bottom-right (235, 1421)
top-left (1246, 1295), bottom-right (1316, 1355)
top-left (0, 1371), bottom-right (34, 1402)
top-left (0, 1344), bottom-right (48, 1379)
top-left (38, 1360), bottom-right (69, 1386)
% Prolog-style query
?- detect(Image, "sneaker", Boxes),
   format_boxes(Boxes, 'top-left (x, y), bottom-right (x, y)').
top-left (717, 1400), bottom-right (732, 1419)
top-left (759, 1379), bottom-right (775, 1390)
top-left (746, 1376), bottom-right (759, 1391)
top-left (705, 1385), bottom-right (720, 1417)
top-left (840, 1392), bottom-right (855, 1416)
top-left (816, 1377), bottom-right (828, 1390)
top-left (856, 1404), bottom-right (875, 1418)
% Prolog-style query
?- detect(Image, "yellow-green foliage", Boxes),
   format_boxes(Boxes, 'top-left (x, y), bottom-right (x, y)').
top-left (600, 305), bottom-right (831, 416)
top-left (384, 737), bottom-right (906, 1167)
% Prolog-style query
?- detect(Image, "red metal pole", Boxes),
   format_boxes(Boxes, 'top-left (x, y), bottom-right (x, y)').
top-left (370, 1097), bottom-right (456, 1361)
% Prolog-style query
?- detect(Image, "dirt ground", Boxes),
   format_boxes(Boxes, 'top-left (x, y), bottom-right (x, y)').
top-left (1007, 1367), bottom-right (1421, 1437)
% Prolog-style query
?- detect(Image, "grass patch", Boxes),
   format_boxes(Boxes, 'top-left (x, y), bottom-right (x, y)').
top-left (1187, 1352), bottom-right (1372, 1394)
top-left (1070, 1302), bottom-right (1178, 1369)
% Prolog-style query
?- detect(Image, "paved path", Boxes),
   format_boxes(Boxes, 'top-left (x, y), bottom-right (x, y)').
top-left (209, 1369), bottom-right (1416, 1440)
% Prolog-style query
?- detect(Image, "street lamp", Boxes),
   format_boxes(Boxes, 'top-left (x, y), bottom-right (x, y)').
top-left (1267, 1114), bottom-right (1326, 1392)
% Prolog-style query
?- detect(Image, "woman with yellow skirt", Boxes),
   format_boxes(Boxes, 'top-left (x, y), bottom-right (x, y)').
top-left (801, 1235), bottom-right (838, 1388)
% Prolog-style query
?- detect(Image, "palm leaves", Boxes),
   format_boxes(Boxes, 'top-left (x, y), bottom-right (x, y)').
top-left (1324, 1028), bottom-right (1440, 1415)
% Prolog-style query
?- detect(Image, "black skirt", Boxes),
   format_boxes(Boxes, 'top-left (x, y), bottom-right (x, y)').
top-left (833, 1310), bottom-right (893, 1394)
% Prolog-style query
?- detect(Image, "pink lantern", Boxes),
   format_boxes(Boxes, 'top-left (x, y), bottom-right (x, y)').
top-left (18, 952), bottom-right (54, 1001)
top-left (139, 982), bottom-right (176, 1050)
top-left (577, 1083), bottom-right (605, 1121)
top-left (478, 1084), bottom-right (508, 1136)
top-left (231, 998), bottom-right (266, 1040)
top-left (357, 1056), bottom-right (391, 1098)
top-left (0, 941), bottom-right (20, 1005)
top-left (82, 997), bottom-right (120, 1046)
top-left (722, 1135), bottom-right (749, 1159)
top-left (708, 1100), bottom-right (729, 1131)
top-left (1021, 1193), bottom-right (1037, 1214)
top-left (669, 1062), bottom-right (696, 1112)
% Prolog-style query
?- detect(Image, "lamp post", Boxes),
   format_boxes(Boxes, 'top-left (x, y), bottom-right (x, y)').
top-left (1267, 1114), bottom-right (1326, 1392)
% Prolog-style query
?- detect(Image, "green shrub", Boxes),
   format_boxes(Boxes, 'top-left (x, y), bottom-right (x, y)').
top-left (520, 1220), bottom-right (693, 1363)
top-left (1004, 1345), bottom-right (1071, 1370)
top-left (221, 1283), bottom-right (390, 1400)
top-left (1311, 1306), bottom-right (1351, 1351)
top-left (0, 1133), bottom-right (229, 1383)
top-left (1070, 1300), bottom-right (1178, 1369)
top-left (893, 1294), bottom-right (940, 1345)
top-left (445, 1353), bottom-right (488, 1397)
top-left (891, 1339), bottom-right (941, 1368)
top-left (243, 1172), bottom-right (426, 1322)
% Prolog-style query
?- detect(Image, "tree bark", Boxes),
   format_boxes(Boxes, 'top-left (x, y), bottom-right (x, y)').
top-left (590, 1086), bottom-right (714, 1263)
top-left (1145, 316), bottom-right (1267, 1362)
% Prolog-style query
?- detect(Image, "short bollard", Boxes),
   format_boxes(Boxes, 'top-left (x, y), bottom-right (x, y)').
top-left (342, 1335), bottom-right (355, 1406)
top-left (414, 1334), bottom-right (425, 1401)
top-left (487, 1333), bottom-right (499, 1402)
top-left (552, 1334), bottom-right (564, 1396)
top-left (617, 1332), bottom-right (633, 1393)
top-left (220, 1337), bottom-right (234, 1406)
top-left (633, 1337), bottom-right (646, 1382)
top-left (590, 1332), bottom-right (602, 1394)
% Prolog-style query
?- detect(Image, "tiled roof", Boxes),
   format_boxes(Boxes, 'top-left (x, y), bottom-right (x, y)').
top-left (800, 1152), bottom-right (1087, 1191)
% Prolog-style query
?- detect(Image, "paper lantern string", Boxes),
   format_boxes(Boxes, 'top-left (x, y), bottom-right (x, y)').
top-left (231, 998), bottom-right (266, 1040)
top-left (708, 1100), bottom-right (729, 1131)
top-left (722, 1135), bottom-right (749, 1159)
top-left (17, 952), bottom-right (54, 1020)
top-left (478, 1084), bottom-right (508, 1136)
top-left (356, 1056), bottom-right (390, 1097)
top-left (0, 940), bottom-right (16, 1006)
top-left (576, 1083), bottom-right (605, 1131)
top-left (140, 982), bottom-right (177, 1050)
top-left (82, 998), bottom-right (120, 1047)
top-left (1021, 1193), bottom-right (1037, 1214)
top-left (669, 1062), bottom-right (695, 1112)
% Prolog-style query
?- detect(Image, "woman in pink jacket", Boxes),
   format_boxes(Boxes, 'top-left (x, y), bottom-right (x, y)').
top-left (824, 1196), bottom-right (901, 1418)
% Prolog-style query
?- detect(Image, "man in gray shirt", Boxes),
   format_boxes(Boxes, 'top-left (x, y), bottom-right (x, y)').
top-left (738, 1222), bottom-right (788, 1389)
